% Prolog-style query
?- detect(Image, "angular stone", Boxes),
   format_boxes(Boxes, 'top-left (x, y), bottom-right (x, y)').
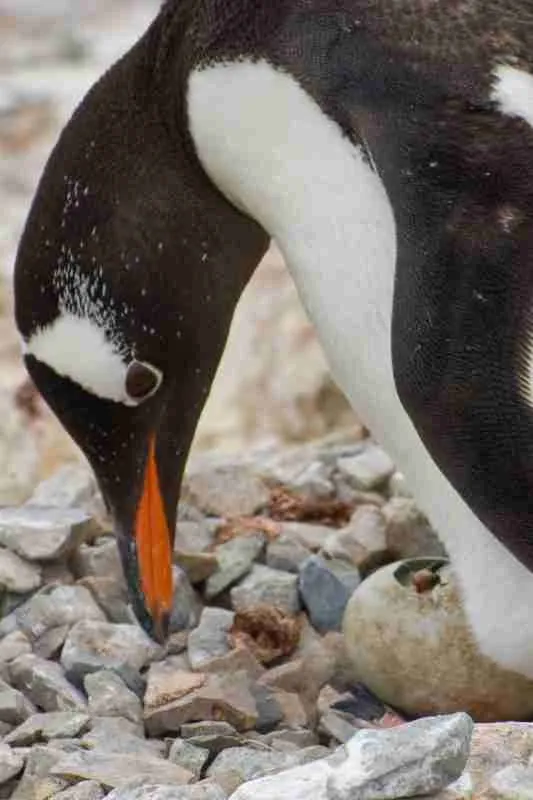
top-left (168, 739), bottom-right (210, 778)
top-left (144, 671), bottom-right (258, 736)
top-left (84, 670), bottom-right (142, 725)
top-left (78, 577), bottom-right (131, 624)
top-left (61, 621), bottom-right (162, 686)
top-left (278, 522), bottom-right (333, 552)
top-left (11, 745), bottom-right (68, 799)
top-left (106, 783), bottom-right (227, 800)
top-left (169, 568), bottom-right (203, 633)
top-left (175, 551), bottom-right (218, 584)
top-left (188, 608), bottom-right (234, 670)
top-left (33, 624), bottom-right (71, 660)
top-left (0, 681), bottom-right (37, 725)
top-left (382, 498), bottom-right (446, 560)
top-left (337, 444), bottom-right (395, 490)
top-left (0, 743), bottom-right (23, 784)
top-left (175, 521), bottom-right (216, 555)
top-left (71, 539), bottom-right (125, 584)
top-left (182, 462), bottom-right (269, 517)
top-left (144, 663), bottom-right (206, 711)
top-left (205, 534), bottom-right (266, 599)
top-left (80, 717), bottom-right (164, 758)
top-left (10, 654), bottom-right (87, 712)
top-left (249, 684), bottom-right (283, 734)
top-left (266, 536), bottom-right (311, 574)
top-left (27, 465), bottom-right (98, 511)
top-left (15, 584), bottom-right (105, 646)
top-left (50, 751), bottom-right (194, 790)
top-left (51, 782), bottom-right (105, 800)
top-left (272, 690), bottom-right (307, 729)
top-left (285, 460), bottom-right (335, 500)
top-left (0, 507), bottom-right (100, 561)
top-left (0, 548), bottom-right (41, 594)
top-left (5, 712), bottom-right (90, 745)
top-left (324, 506), bottom-right (389, 574)
top-left (0, 631), bottom-right (31, 663)
top-left (231, 566), bottom-right (300, 615)
top-left (318, 709), bottom-right (358, 743)
top-left (207, 746), bottom-right (298, 788)
top-left (490, 765), bottom-right (533, 799)
top-left (299, 556), bottom-right (360, 632)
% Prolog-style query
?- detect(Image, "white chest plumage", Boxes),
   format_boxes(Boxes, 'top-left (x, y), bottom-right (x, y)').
top-left (188, 58), bottom-right (533, 679)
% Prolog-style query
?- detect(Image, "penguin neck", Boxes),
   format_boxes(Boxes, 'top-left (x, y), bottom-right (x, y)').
top-left (188, 57), bottom-right (533, 679)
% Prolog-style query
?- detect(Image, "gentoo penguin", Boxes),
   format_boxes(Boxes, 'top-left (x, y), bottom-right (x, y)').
top-left (13, 1), bottom-right (533, 672)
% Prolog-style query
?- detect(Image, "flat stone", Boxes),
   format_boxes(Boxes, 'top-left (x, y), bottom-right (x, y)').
top-left (10, 654), bottom-right (87, 712)
top-left (0, 743), bottom-right (23, 785)
top-left (266, 536), bottom-right (311, 574)
top-left (144, 671), bottom-right (258, 736)
top-left (188, 608), bottom-right (234, 670)
top-left (27, 465), bottom-right (98, 511)
top-left (205, 534), bottom-right (266, 599)
top-left (0, 507), bottom-right (100, 561)
top-left (77, 577), bottom-right (131, 624)
top-left (278, 522), bottom-right (333, 552)
top-left (144, 663), bottom-right (206, 711)
top-left (106, 783), bottom-right (227, 800)
top-left (84, 670), bottom-right (142, 725)
top-left (207, 746), bottom-right (298, 788)
top-left (5, 711), bottom-right (90, 745)
top-left (382, 498), bottom-right (446, 560)
top-left (337, 444), bottom-right (395, 490)
top-left (231, 566), bottom-right (300, 615)
top-left (175, 551), bottom-right (218, 584)
top-left (51, 781), bottom-right (105, 800)
top-left (324, 505), bottom-right (389, 574)
top-left (71, 539), bottom-right (125, 584)
top-left (182, 462), bottom-right (269, 517)
top-left (0, 631), bottom-right (31, 663)
top-left (15, 584), bottom-right (105, 646)
top-left (169, 568), bottom-right (203, 633)
top-left (299, 556), bottom-right (360, 632)
top-left (490, 765), bottom-right (533, 799)
top-left (0, 548), bottom-right (41, 594)
top-left (268, 729), bottom-right (318, 750)
top-left (200, 645), bottom-right (265, 680)
top-left (50, 751), bottom-right (194, 790)
top-left (0, 681), bottom-right (37, 725)
top-left (182, 721), bottom-right (238, 740)
top-left (318, 710), bottom-right (358, 743)
top-left (11, 744), bottom-right (68, 799)
top-left (33, 624), bottom-right (71, 660)
top-left (61, 621), bottom-right (162, 686)
top-left (80, 717), bottom-right (164, 758)
top-left (174, 521), bottom-right (216, 555)
top-left (285, 460), bottom-right (335, 500)
top-left (168, 739), bottom-right (210, 778)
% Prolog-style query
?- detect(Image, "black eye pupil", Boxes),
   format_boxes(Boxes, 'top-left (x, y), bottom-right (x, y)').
top-left (126, 361), bottom-right (159, 399)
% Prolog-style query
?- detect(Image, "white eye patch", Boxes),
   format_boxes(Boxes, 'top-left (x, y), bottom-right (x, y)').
top-left (24, 311), bottom-right (161, 406)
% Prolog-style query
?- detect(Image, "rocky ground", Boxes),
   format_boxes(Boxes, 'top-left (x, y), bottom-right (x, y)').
top-left (0, 430), bottom-right (525, 798)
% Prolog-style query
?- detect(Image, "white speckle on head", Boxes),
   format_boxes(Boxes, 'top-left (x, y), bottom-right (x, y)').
top-left (24, 311), bottom-right (135, 405)
top-left (491, 65), bottom-right (533, 128)
top-left (189, 58), bottom-right (533, 679)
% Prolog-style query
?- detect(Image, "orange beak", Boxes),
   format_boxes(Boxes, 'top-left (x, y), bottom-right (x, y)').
top-left (134, 436), bottom-right (173, 641)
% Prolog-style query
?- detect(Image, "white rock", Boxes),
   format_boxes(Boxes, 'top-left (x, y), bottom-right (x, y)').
top-left (0, 548), bottom-right (41, 593)
top-left (337, 444), bottom-right (395, 490)
top-left (0, 742), bottom-right (24, 784)
top-left (0, 506), bottom-right (99, 561)
top-left (490, 764), bottom-right (533, 799)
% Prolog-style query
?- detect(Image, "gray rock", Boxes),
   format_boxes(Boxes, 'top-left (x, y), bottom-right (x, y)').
top-left (182, 462), bottom-right (269, 517)
top-left (0, 548), bottom-right (41, 594)
top-left (80, 717), bottom-right (164, 758)
top-left (50, 781), bottom-right (105, 800)
top-left (11, 745), bottom-right (68, 799)
top-left (144, 660), bottom-right (206, 712)
top-left (168, 739), bottom-right (210, 778)
top-left (205, 534), bottom-right (265, 599)
top-left (61, 621), bottom-right (161, 687)
top-left (382, 498), bottom-right (446, 560)
top-left (188, 608), bottom-right (234, 670)
top-left (175, 521), bottom-right (216, 554)
top-left (0, 681), bottom-right (37, 725)
top-left (0, 743), bottom-right (23, 785)
top-left (10, 654), bottom-right (87, 712)
top-left (0, 631), bottom-right (31, 663)
top-left (207, 746), bottom-right (298, 787)
top-left (249, 684), bottom-right (283, 734)
top-left (49, 750), bottom-right (194, 790)
top-left (266, 536), bottom-right (310, 574)
top-left (181, 721), bottom-right (237, 740)
top-left (327, 713), bottom-right (473, 800)
top-left (298, 556), bottom-right (360, 632)
top-left (71, 538), bottom-right (125, 584)
top-left (169, 567), bottom-right (203, 632)
top-left (490, 765), bottom-right (533, 799)
top-left (267, 729), bottom-right (318, 749)
top-left (337, 444), bottom-right (395, 490)
top-left (5, 711), bottom-right (90, 745)
top-left (0, 506), bottom-right (100, 561)
top-left (285, 460), bottom-right (334, 500)
top-left (231, 565), bottom-right (300, 615)
top-left (27, 465), bottom-right (98, 511)
top-left (106, 783), bottom-right (227, 800)
top-left (84, 670), bottom-right (142, 725)
top-left (323, 506), bottom-right (389, 574)
top-left (15, 584), bottom-right (105, 646)
top-left (278, 522), bottom-right (333, 552)
top-left (318, 710), bottom-right (358, 744)
top-left (77, 576), bottom-right (131, 624)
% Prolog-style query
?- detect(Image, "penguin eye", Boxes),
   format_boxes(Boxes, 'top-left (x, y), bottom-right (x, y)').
top-left (125, 360), bottom-right (162, 403)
